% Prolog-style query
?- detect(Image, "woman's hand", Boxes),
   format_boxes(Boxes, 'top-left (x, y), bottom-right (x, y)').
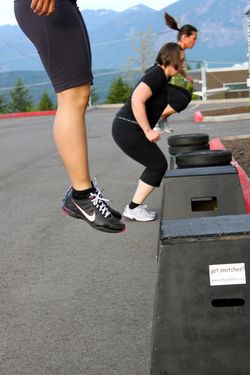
top-left (185, 74), bottom-right (193, 83)
top-left (30, 0), bottom-right (56, 16)
top-left (144, 129), bottom-right (161, 143)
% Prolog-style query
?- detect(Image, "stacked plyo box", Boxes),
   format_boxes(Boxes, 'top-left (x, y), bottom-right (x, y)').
top-left (151, 215), bottom-right (250, 375)
top-left (161, 165), bottom-right (246, 220)
top-left (151, 138), bottom-right (249, 375)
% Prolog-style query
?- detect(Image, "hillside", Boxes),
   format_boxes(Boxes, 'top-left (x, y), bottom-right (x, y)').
top-left (0, 0), bottom-right (249, 72)
top-left (0, 69), bottom-right (138, 105)
top-left (0, 0), bottom-right (249, 105)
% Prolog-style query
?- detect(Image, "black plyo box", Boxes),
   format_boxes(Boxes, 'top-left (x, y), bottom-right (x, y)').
top-left (151, 215), bottom-right (250, 375)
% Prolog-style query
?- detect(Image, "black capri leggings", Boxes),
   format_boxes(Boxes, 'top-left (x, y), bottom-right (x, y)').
top-left (112, 118), bottom-right (168, 187)
top-left (168, 84), bottom-right (192, 113)
top-left (14, 0), bottom-right (93, 93)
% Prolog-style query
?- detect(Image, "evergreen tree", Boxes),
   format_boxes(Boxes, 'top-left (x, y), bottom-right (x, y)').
top-left (9, 79), bottom-right (33, 113)
top-left (106, 77), bottom-right (132, 104)
top-left (36, 92), bottom-right (55, 110)
top-left (90, 87), bottom-right (100, 105)
top-left (0, 95), bottom-right (9, 114)
top-left (171, 70), bottom-right (194, 95)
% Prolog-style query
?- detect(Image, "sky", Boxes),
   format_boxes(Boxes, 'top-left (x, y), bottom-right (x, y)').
top-left (0, 1), bottom-right (177, 25)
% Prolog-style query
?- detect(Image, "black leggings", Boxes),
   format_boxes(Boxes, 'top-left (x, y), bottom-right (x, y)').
top-left (168, 84), bottom-right (191, 113)
top-left (112, 118), bottom-right (168, 187)
top-left (14, 0), bottom-right (93, 93)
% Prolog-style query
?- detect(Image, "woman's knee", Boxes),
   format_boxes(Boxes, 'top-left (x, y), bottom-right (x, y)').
top-left (168, 86), bottom-right (192, 113)
top-left (151, 151), bottom-right (168, 178)
top-left (141, 158), bottom-right (168, 186)
top-left (158, 158), bottom-right (168, 179)
top-left (57, 84), bottom-right (91, 110)
top-left (178, 91), bottom-right (191, 111)
top-left (183, 89), bottom-right (192, 105)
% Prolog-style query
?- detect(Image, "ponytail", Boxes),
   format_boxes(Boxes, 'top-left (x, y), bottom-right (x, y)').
top-left (164, 12), bottom-right (198, 41)
top-left (164, 12), bottom-right (180, 31)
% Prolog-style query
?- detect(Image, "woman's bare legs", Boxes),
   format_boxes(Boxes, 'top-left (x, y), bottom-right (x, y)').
top-left (132, 179), bottom-right (155, 204)
top-left (161, 104), bottom-right (176, 119)
top-left (54, 84), bottom-right (92, 191)
top-left (154, 104), bottom-right (175, 134)
top-left (123, 180), bottom-right (156, 221)
top-left (55, 84), bottom-right (125, 232)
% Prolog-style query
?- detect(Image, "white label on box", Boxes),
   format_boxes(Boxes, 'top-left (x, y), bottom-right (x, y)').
top-left (209, 263), bottom-right (246, 286)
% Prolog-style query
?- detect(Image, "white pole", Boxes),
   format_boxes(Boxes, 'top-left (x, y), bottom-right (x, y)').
top-left (201, 61), bottom-right (207, 100)
top-left (245, 6), bottom-right (250, 99)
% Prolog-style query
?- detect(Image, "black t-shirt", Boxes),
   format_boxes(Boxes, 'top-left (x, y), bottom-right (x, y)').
top-left (117, 64), bottom-right (169, 127)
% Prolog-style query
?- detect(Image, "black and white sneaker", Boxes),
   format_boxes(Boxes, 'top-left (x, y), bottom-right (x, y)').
top-left (92, 178), bottom-right (122, 220)
top-left (62, 187), bottom-right (125, 233)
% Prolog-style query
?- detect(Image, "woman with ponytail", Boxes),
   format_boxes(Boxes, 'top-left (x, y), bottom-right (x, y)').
top-left (154, 12), bottom-right (198, 134)
top-left (164, 12), bottom-right (197, 51)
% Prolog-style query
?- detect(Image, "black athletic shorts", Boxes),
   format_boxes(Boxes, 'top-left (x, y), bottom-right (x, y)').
top-left (168, 84), bottom-right (192, 113)
top-left (14, 0), bottom-right (93, 93)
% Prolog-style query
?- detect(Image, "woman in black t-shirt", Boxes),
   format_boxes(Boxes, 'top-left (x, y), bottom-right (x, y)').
top-left (112, 43), bottom-right (185, 222)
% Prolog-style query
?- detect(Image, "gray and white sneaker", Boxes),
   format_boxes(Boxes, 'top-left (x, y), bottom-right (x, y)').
top-left (142, 204), bottom-right (157, 217)
top-left (153, 118), bottom-right (173, 134)
top-left (123, 204), bottom-right (156, 222)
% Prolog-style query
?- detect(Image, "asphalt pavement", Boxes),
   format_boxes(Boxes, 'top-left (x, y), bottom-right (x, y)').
top-left (0, 100), bottom-right (249, 375)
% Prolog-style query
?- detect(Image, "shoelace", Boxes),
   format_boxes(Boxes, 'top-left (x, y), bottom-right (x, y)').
top-left (89, 190), bottom-right (111, 218)
top-left (63, 187), bottom-right (72, 201)
top-left (92, 177), bottom-right (111, 205)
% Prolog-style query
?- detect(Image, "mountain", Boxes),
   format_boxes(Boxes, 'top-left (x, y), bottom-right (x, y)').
top-left (0, 0), bottom-right (249, 104)
top-left (162, 0), bottom-right (249, 67)
top-left (0, 0), bottom-right (249, 73)
top-left (0, 69), bottom-right (134, 105)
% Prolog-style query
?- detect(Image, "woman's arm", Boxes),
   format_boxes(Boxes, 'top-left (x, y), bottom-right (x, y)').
top-left (180, 69), bottom-right (193, 82)
top-left (131, 82), bottom-right (160, 143)
top-left (30, 0), bottom-right (56, 16)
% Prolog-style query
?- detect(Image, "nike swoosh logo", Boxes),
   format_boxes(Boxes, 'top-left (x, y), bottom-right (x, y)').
top-left (73, 201), bottom-right (96, 222)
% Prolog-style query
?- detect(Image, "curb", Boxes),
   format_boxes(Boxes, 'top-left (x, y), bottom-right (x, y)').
top-left (194, 110), bottom-right (250, 123)
top-left (0, 110), bottom-right (56, 119)
top-left (210, 137), bottom-right (250, 213)
top-left (0, 106), bottom-right (98, 120)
